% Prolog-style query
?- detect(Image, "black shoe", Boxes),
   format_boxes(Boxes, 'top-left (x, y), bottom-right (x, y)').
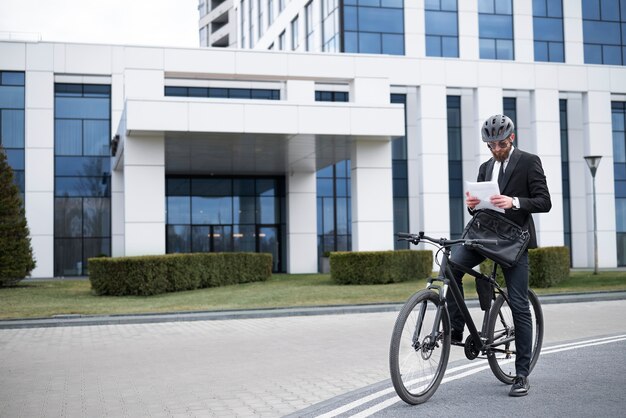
top-left (451, 329), bottom-right (464, 344)
top-left (509, 375), bottom-right (530, 397)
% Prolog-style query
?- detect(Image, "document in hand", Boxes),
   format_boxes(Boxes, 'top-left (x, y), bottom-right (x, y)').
top-left (465, 181), bottom-right (505, 213)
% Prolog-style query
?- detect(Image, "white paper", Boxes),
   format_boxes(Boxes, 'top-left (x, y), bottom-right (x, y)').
top-left (465, 181), bottom-right (505, 213)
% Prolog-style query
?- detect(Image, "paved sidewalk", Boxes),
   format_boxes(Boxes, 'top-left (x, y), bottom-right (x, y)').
top-left (0, 295), bottom-right (625, 418)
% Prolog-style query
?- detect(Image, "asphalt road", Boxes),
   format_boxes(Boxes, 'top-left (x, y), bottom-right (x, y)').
top-left (1, 299), bottom-right (625, 418)
top-left (291, 334), bottom-right (626, 418)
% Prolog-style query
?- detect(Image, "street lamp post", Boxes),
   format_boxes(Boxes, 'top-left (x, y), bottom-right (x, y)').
top-left (584, 155), bottom-right (602, 275)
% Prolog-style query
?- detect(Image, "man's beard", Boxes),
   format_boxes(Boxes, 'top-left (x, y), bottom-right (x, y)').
top-left (491, 144), bottom-right (511, 162)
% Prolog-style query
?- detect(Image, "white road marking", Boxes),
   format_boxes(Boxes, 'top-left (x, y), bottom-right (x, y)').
top-left (314, 334), bottom-right (626, 418)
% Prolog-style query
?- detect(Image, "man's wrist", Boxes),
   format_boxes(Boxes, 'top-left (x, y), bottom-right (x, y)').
top-left (512, 197), bottom-right (520, 210)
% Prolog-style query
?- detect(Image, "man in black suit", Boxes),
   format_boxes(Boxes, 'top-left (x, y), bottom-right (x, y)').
top-left (448, 114), bottom-right (552, 397)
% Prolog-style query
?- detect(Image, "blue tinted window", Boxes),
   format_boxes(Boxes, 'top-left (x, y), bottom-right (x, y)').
top-left (425, 1), bottom-right (459, 57)
top-left (582, 0), bottom-right (626, 65)
top-left (1, 72), bottom-right (25, 86)
top-left (534, 17), bottom-right (564, 41)
top-left (165, 86), bottom-right (280, 100)
top-left (341, 1), bottom-right (404, 55)
top-left (479, 2), bottom-right (514, 60)
top-left (479, 14), bottom-right (513, 38)
top-left (0, 86), bottom-right (25, 109)
top-left (0, 72), bottom-right (25, 197)
top-left (1, 109), bottom-right (24, 148)
top-left (54, 83), bottom-right (111, 275)
top-left (425, 10), bottom-right (458, 36)
top-left (447, 96), bottom-right (463, 239)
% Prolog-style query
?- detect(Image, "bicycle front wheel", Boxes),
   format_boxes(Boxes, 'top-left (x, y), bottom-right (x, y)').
top-left (389, 289), bottom-right (451, 405)
top-left (486, 289), bottom-right (544, 384)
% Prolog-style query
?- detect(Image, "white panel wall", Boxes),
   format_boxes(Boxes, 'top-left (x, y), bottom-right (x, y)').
top-left (513, 0), bottom-right (533, 62)
top-left (583, 91), bottom-right (617, 267)
top-left (531, 89), bottom-right (563, 247)
top-left (351, 140), bottom-right (394, 251)
top-left (416, 84), bottom-right (449, 240)
top-left (286, 171), bottom-right (317, 273)
top-left (563, 0), bottom-right (584, 65)
top-left (458, 0), bottom-right (478, 60)
top-left (25, 68), bottom-right (54, 278)
top-left (123, 134), bottom-right (166, 256)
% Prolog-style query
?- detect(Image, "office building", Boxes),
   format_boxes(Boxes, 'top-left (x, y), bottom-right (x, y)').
top-left (1, 0), bottom-right (625, 278)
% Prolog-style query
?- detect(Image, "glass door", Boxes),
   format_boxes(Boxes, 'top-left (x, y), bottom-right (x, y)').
top-left (258, 226), bottom-right (280, 272)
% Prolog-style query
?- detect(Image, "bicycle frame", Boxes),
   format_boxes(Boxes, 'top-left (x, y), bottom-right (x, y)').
top-left (422, 245), bottom-right (514, 356)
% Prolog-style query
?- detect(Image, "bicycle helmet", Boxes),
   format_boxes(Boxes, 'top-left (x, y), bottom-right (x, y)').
top-left (481, 114), bottom-right (515, 142)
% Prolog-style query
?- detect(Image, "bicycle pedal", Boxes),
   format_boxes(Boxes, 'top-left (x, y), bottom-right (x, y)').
top-left (451, 341), bottom-right (465, 347)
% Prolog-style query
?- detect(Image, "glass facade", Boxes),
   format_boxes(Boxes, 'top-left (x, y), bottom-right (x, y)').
top-left (425, 0), bottom-right (459, 57)
top-left (306, 1), bottom-right (314, 51)
top-left (447, 96), bottom-right (464, 239)
top-left (292, 15), bottom-right (300, 50)
top-left (391, 94), bottom-right (409, 249)
top-left (613, 101), bottom-right (626, 266)
top-left (582, 0), bottom-right (626, 65)
top-left (478, 0), bottom-right (515, 60)
top-left (322, 0), bottom-right (341, 52)
top-left (0, 71), bottom-right (25, 201)
top-left (166, 176), bottom-right (286, 272)
top-left (343, 0), bottom-right (404, 55)
top-left (533, 0), bottom-right (564, 62)
top-left (316, 91), bottom-right (351, 264)
top-left (165, 86), bottom-right (280, 100)
top-left (503, 97), bottom-right (518, 145)
top-left (54, 83), bottom-right (111, 276)
top-left (560, 99), bottom-right (572, 258)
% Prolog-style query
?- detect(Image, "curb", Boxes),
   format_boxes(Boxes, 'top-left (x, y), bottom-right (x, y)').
top-left (1, 291), bottom-right (625, 329)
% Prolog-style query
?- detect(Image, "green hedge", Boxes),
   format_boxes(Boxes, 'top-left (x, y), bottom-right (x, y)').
top-left (528, 246), bottom-right (570, 288)
top-left (330, 250), bottom-right (433, 285)
top-left (480, 246), bottom-right (570, 288)
top-left (89, 252), bottom-right (272, 296)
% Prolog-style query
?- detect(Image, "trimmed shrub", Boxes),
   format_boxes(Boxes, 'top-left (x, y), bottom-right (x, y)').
top-left (89, 252), bottom-right (272, 296)
top-left (0, 146), bottom-right (36, 287)
top-left (528, 246), bottom-right (570, 288)
top-left (330, 250), bottom-right (433, 285)
top-left (480, 246), bottom-right (570, 288)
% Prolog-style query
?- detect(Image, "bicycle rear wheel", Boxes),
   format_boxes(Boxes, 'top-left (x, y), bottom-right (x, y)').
top-left (389, 289), bottom-right (450, 405)
top-left (486, 289), bottom-right (544, 384)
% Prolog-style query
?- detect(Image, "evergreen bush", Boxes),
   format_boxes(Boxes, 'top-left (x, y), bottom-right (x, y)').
top-left (0, 147), bottom-right (35, 286)
top-left (89, 252), bottom-right (272, 296)
top-left (330, 250), bottom-right (433, 285)
top-left (480, 246), bottom-right (570, 288)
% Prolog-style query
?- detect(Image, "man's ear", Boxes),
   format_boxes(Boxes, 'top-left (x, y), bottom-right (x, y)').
top-left (509, 133), bottom-right (515, 143)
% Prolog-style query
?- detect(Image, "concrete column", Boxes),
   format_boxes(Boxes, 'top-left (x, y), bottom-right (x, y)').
top-left (513, 0), bottom-right (533, 62)
top-left (406, 87), bottom-right (421, 236)
top-left (460, 90), bottom-right (477, 226)
top-left (404, 0), bottom-right (424, 58)
top-left (563, 0), bottom-right (584, 65)
top-left (286, 170), bottom-right (317, 273)
top-left (582, 91), bottom-right (617, 267)
top-left (458, 1), bottom-right (478, 60)
top-left (24, 67), bottom-right (54, 278)
top-left (111, 169), bottom-right (125, 257)
top-left (416, 84), bottom-right (449, 239)
top-left (351, 139), bottom-right (394, 251)
top-left (123, 134), bottom-right (165, 256)
top-left (565, 95), bottom-right (589, 267)
top-left (531, 89), bottom-right (563, 247)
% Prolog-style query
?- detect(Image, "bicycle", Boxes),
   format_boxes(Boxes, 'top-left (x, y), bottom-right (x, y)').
top-left (388, 231), bottom-right (544, 405)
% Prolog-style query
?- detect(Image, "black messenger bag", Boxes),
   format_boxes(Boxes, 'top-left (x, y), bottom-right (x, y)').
top-left (461, 209), bottom-right (531, 268)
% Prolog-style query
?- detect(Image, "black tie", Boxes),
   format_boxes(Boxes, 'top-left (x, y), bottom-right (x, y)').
top-left (498, 162), bottom-right (505, 192)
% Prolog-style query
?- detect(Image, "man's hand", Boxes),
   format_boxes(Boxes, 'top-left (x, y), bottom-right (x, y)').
top-left (465, 191), bottom-right (480, 210)
top-left (490, 194), bottom-right (513, 210)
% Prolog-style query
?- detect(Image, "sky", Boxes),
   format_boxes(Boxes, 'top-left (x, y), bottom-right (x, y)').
top-left (0, 0), bottom-right (199, 48)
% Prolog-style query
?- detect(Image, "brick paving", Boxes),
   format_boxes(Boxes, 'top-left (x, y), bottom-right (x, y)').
top-left (0, 312), bottom-right (398, 418)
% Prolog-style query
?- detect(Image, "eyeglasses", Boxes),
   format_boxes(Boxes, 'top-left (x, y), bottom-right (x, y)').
top-left (487, 139), bottom-right (510, 150)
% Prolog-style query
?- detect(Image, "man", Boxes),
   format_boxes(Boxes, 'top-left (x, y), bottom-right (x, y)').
top-left (448, 114), bottom-right (552, 397)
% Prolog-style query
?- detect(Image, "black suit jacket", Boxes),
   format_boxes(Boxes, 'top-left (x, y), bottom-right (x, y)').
top-left (475, 148), bottom-right (552, 248)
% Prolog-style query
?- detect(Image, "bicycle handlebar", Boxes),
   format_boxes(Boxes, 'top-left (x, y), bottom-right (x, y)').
top-left (396, 231), bottom-right (498, 249)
